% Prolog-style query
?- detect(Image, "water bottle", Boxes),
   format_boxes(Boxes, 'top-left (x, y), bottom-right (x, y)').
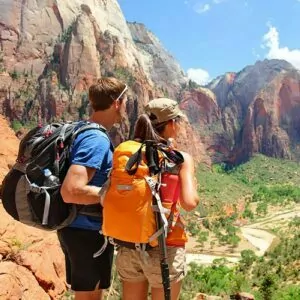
top-left (43, 168), bottom-right (60, 187)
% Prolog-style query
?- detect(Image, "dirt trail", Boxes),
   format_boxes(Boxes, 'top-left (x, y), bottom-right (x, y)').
top-left (186, 205), bottom-right (300, 265)
top-left (240, 227), bottom-right (275, 256)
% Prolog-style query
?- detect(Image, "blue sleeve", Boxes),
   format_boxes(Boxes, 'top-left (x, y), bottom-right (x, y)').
top-left (71, 130), bottom-right (110, 170)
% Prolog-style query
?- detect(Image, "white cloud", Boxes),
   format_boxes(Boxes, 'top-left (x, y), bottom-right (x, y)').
top-left (252, 48), bottom-right (260, 59)
top-left (192, 0), bottom-right (227, 14)
top-left (262, 24), bottom-right (300, 69)
top-left (193, 3), bottom-right (210, 14)
top-left (187, 68), bottom-right (211, 85)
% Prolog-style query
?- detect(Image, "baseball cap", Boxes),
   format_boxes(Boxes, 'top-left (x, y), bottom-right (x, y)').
top-left (145, 98), bottom-right (186, 125)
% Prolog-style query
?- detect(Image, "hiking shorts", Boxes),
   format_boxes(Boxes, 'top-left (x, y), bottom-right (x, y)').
top-left (57, 227), bottom-right (114, 291)
top-left (115, 246), bottom-right (187, 288)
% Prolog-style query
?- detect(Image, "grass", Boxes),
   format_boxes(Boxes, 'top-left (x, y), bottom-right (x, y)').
top-left (196, 154), bottom-right (300, 213)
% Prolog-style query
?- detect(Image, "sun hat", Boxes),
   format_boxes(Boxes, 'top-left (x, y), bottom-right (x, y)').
top-left (145, 98), bottom-right (186, 125)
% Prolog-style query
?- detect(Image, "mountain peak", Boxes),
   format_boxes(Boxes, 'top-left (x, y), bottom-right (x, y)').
top-left (254, 59), bottom-right (295, 72)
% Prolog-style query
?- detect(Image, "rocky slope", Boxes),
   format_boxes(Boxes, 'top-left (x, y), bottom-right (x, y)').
top-left (0, 0), bottom-right (210, 164)
top-left (209, 60), bottom-right (300, 163)
top-left (0, 116), bottom-right (19, 182)
top-left (179, 59), bottom-right (300, 163)
top-left (0, 116), bottom-right (66, 299)
top-left (127, 22), bottom-right (187, 98)
top-left (0, 0), bottom-right (188, 116)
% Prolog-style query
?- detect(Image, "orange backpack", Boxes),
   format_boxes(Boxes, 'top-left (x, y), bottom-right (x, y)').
top-left (100, 140), bottom-right (187, 251)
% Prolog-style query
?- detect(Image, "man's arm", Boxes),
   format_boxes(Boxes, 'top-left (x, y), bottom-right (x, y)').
top-left (60, 129), bottom-right (110, 205)
top-left (61, 164), bottom-right (101, 205)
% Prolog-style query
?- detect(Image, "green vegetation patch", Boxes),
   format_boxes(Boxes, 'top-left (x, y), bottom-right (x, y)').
top-left (182, 225), bottom-right (300, 299)
top-left (196, 154), bottom-right (300, 212)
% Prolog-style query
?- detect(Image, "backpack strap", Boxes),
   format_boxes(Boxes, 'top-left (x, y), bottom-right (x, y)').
top-left (69, 122), bottom-right (113, 160)
top-left (158, 146), bottom-right (184, 166)
top-left (71, 122), bottom-right (108, 143)
top-left (145, 141), bottom-right (160, 175)
top-left (126, 141), bottom-right (161, 176)
top-left (53, 123), bottom-right (75, 175)
top-left (145, 176), bottom-right (169, 240)
top-left (125, 142), bottom-right (144, 175)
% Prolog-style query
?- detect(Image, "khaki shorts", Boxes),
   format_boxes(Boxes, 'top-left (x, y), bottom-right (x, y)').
top-left (115, 246), bottom-right (187, 288)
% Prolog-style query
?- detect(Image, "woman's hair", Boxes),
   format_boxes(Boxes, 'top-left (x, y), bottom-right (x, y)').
top-left (133, 114), bottom-right (182, 142)
top-left (133, 114), bottom-right (165, 143)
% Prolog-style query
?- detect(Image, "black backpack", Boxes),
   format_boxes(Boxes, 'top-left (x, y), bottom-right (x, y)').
top-left (0, 121), bottom-right (106, 230)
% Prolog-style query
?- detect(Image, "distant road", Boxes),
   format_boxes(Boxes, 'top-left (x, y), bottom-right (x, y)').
top-left (186, 204), bottom-right (300, 265)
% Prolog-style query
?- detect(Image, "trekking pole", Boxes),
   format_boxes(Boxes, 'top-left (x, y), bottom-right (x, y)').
top-left (146, 142), bottom-right (171, 300)
top-left (155, 208), bottom-right (171, 300)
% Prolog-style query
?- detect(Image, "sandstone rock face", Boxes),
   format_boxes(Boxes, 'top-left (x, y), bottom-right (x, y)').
top-left (207, 72), bottom-right (236, 109)
top-left (180, 87), bottom-right (220, 125)
top-left (61, 10), bottom-right (101, 92)
top-left (205, 59), bottom-right (300, 163)
top-left (0, 115), bottom-right (19, 182)
top-left (0, 0), bottom-right (135, 74)
top-left (0, 261), bottom-right (50, 300)
top-left (179, 87), bottom-right (232, 163)
top-left (0, 204), bottom-right (66, 300)
top-left (0, 116), bottom-right (66, 299)
top-left (128, 22), bottom-right (187, 99)
top-left (177, 59), bottom-right (300, 163)
top-left (176, 119), bottom-right (210, 165)
top-left (0, 0), bottom-right (201, 161)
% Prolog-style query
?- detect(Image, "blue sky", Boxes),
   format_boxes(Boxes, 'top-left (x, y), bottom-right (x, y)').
top-left (119, 0), bottom-right (300, 84)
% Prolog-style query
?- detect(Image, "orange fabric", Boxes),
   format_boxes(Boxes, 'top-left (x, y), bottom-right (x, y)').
top-left (102, 140), bottom-right (187, 247)
top-left (162, 202), bottom-right (188, 247)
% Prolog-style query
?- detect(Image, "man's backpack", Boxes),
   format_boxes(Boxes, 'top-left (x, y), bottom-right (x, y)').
top-left (101, 140), bottom-right (185, 249)
top-left (0, 121), bottom-right (105, 230)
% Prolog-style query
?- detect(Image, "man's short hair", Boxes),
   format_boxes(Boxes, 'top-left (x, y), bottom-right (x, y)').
top-left (89, 77), bottom-right (127, 111)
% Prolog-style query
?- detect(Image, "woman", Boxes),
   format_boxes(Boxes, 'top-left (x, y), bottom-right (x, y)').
top-left (115, 98), bottom-right (200, 300)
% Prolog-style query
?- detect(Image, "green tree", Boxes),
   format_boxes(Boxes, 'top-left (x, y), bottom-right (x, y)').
top-left (240, 249), bottom-right (257, 269)
top-left (11, 120), bottom-right (23, 131)
top-left (259, 274), bottom-right (278, 300)
top-left (197, 230), bottom-right (209, 246)
top-left (256, 201), bottom-right (268, 216)
top-left (272, 285), bottom-right (300, 300)
top-left (10, 69), bottom-right (21, 80)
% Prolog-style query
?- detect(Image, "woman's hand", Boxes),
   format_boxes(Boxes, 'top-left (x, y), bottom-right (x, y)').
top-left (167, 138), bottom-right (177, 150)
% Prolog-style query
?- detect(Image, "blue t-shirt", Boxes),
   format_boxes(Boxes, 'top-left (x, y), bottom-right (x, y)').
top-left (68, 123), bottom-right (113, 230)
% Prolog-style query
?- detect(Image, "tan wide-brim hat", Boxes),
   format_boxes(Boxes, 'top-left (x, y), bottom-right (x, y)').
top-left (145, 98), bottom-right (187, 125)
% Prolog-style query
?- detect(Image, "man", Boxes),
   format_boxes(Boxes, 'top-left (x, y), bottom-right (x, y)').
top-left (58, 77), bottom-right (128, 300)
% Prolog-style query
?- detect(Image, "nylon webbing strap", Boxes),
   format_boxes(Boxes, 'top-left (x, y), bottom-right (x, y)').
top-left (125, 143), bottom-right (144, 175)
top-left (145, 176), bottom-right (169, 241)
top-left (145, 141), bottom-right (160, 175)
top-left (26, 175), bottom-right (60, 226)
top-left (42, 190), bottom-right (51, 225)
top-left (71, 122), bottom-right (107, 145)
top-left (126, 141), bottom-right (163, 176)
top-left (54, 123), bottom-right (73, 176)
top-left (152, 205), bottom-right (170, 214)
